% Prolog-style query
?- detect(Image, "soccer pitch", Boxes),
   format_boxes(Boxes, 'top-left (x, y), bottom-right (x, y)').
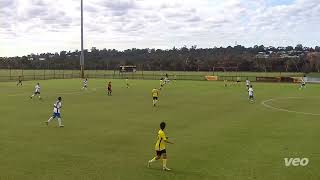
top-left (1, 79), bottom-right (320, 180)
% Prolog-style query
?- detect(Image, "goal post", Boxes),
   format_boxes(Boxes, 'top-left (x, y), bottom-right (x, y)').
top-left (212, 66), bottom-right (240, 81)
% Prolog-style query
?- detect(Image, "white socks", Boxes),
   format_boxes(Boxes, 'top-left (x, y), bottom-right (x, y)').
top-left (47, 117), bottom-right (53, 123)
top-left (47, 117), bottom-right (63, 127)
top-left (57, 118), bottom-right (63, 126)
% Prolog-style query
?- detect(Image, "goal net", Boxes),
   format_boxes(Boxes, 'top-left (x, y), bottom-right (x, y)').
top-left (305, 77), bottom-right (320, 83)
top-left (306, 73), bottom-right (320, 83)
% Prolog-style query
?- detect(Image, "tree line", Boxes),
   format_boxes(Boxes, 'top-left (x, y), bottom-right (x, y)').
top-left (1, 45), bottom-right (320, 72)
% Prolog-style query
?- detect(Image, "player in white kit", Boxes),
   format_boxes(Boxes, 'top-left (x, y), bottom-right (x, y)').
top-left (46, 97), bottom-right (64, 127)
top-left (164, 77), bottom-right (170, 84)
top-left (30, 83), bottom-right (41, 99)
top-left (246, 79), bottom-right (251, 89)
top-left (125, 78), bottom-right (130, 88)
top-left (248, 85), bottom-right (254, 102)
top-left (300, 77), bottom-right (306, 89)
top-left (164, 73), bottom-right (170, 84)
top-left (82, 78), bottom-right (88, 90)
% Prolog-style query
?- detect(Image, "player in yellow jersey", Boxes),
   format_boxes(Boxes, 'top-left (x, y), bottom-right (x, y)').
top-left (148, 122), bottom-right (174, 171)
top-left (152, 88), bottom-right (159, 106)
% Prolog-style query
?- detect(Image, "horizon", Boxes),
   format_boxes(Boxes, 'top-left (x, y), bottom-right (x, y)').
top-left (1, 44), bottom-right (319, 58)
top-left (1, 0), bottom-right (319, 57)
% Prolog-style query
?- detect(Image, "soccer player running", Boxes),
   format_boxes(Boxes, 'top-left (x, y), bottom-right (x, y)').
top-left (107, 81), bottom-right (112, 96)
top-left (159, 78), bottom-right (165, 90)
top-left (164, 73), bottom-right (170, 84)
top-left (236, 77), bottom-right (241, 85)
top-left (245, 78), bottom-right (251, 89)
top-left (148, 122), bottom-right (174, 171)
top-left (125, 78), bottom-right (130, 88)
top-left (248, 85), bottom-right (255, 102)
top-left (152, 87), bottom-right (159, 106)
top-left (300, 77), bottom-right (306, 89)
top-left (164, 77), bottom-right (170, 84)
top-left (30, 83), bottom-right (41, 99)
top-left (224, 79), bottom-right (228, 87)
top-left (46, 97), bottom-right (64, 127)
top-left (17, 76), bottom-right (23, 86)
top-left (82, 78), bottom-right (88, 90)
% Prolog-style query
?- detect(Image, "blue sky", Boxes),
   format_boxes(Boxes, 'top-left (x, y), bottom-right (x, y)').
top-left (266, 0), bottom-right (295, 6)
top-left (0, 0), bottom-right (319, 57)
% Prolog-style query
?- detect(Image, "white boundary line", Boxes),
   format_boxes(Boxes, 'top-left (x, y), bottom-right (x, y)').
top-left (261, 97), bottom-right (320, 116)
top-left (7, 88), bottom-right (101, 97)
top-left (7, 91), bottom-right (81, 97)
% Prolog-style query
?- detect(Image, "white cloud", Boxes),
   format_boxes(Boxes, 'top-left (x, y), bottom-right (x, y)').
top-left (0, 0), bottom-right (319, 56)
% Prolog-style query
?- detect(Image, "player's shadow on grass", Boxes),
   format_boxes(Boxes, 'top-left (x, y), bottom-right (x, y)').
top-left (146, 167), bottom-right (215, 179)
top-left (151, 105), bottom-right (171, 112)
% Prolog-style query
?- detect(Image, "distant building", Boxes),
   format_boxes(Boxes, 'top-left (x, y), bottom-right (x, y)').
top-left (120, 65), bottom-right (137, 72)
top-left (280, 54), bottom-right (300, 59)
top-left (256, 52), bottom-right (270, 58)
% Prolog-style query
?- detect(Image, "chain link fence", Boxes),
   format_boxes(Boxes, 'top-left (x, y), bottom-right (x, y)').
top-left (0, 63), bottom-right (305, 82)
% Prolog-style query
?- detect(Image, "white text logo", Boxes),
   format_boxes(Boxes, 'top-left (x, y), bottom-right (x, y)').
top-left (284, 158), bottom-right (309, 167)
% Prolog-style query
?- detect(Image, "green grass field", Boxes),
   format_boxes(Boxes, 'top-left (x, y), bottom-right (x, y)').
top-left (1, 79), bottom-right (320, 180)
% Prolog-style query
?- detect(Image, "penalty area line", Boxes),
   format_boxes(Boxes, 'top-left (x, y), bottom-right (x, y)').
top-left (261, 97), bottom-right (320, 116)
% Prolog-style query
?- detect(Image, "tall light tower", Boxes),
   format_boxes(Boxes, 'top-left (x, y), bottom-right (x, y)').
top-left (80, 0), bottom-right (84, 78)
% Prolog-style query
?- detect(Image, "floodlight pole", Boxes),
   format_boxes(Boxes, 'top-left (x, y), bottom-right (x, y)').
top-left (80, 0), bottom-right (85, 78)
